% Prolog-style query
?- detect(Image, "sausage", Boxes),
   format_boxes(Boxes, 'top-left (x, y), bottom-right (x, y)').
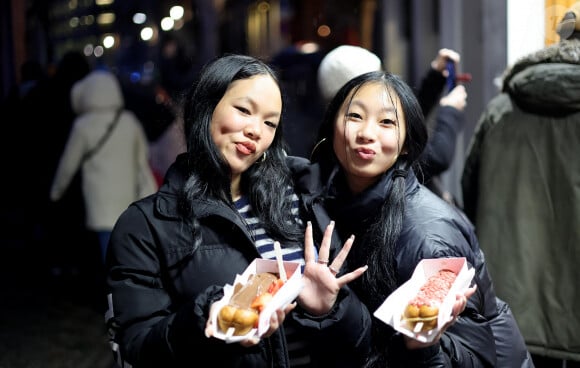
top-left (217, 272), bottom-right (283, 336)
top-left (402, 269), bottom-right (457, 332)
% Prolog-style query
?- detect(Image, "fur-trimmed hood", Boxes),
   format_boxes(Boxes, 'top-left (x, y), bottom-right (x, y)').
top-left (500, 39), bottom-right (580, 113)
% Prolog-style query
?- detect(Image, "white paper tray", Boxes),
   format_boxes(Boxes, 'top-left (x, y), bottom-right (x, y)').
top-left (210, 258), bottom-right (304, 343)
top-left (374, 257), bottom-right (475, 343)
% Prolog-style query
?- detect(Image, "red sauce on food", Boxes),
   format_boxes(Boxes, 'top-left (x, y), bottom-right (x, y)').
top-left (409, 269), bottom-right (456, 307)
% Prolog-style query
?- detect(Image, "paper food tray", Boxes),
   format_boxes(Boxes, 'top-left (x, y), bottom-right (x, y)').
top-left (210, 258), bottom-right (304, 343)
top-left (373, 257), bottom-right (475, 343)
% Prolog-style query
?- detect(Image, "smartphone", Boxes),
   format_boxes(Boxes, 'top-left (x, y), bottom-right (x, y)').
top-left (445, 60), bottom-right (456, 93)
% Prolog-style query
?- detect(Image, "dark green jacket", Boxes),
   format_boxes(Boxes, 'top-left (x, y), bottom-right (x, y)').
top-left (462, 39), bottom-right (580, 361)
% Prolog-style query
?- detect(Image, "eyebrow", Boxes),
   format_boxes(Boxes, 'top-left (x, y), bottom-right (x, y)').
top-left (348, 99), bottom-right (397, 114)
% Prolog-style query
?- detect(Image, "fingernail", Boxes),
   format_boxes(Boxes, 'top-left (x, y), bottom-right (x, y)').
top-left (307, 221), bottom-right (312, 227)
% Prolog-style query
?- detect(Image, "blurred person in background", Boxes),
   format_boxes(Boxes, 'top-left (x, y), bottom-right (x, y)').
top-left (17, 51), bottom-right (92, 286)
top-left (270, 42), bottom-right (325, 158)
top-left (2, 59), bottom-right (46, 108)
top-left (461, 3), bottom-right (580, 365)
top-left (50, 69), bottom-right (158, 307)
top-left (317, 45), bottom-right (467, 205)
top-left (1, 59), bottom-right (47, 200)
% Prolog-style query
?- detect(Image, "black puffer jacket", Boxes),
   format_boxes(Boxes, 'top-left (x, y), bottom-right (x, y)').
top-left (289, 157), bottom-right (533, 367)
top-left (105, 154), bottom-right (372, 368)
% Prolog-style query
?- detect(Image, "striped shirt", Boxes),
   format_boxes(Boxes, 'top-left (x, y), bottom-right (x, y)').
top-left (234, 193), bottom-right (305, 266)
top-left (234, 192), bottom-right (311, 368)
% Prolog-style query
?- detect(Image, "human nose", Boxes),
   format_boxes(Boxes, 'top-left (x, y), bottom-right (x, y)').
top-left (243, 119), bottom-right (262, 140)
top-left (356, 120), bottom-right (376, 142)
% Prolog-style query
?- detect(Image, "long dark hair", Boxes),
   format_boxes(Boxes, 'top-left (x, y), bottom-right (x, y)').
top-left (312, 71), bottom-right (427, 367)
top-left (178, 54), bottom-right (301, 243)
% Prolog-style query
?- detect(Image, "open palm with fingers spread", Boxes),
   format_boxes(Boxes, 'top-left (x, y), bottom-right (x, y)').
top-left (297, 221), bottom-right (368, 315)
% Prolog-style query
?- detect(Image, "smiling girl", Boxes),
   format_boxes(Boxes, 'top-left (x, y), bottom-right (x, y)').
top-left (298, 71), bottom-right (532, 367)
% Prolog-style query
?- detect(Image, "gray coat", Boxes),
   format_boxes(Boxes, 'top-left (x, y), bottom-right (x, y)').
top-left (462, 39), bottom-right (580, 361)
top-left (50, 70), bottom-right (157, 231)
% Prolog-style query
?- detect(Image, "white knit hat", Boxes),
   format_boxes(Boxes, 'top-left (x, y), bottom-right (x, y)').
top-left (317, 45), bottom-right (382, 102)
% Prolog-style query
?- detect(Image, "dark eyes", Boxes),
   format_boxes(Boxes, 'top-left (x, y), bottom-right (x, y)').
top-left (346, 112), bottom-right (396, 126)
top-left (235, 106), bottom-right (278, 128)
top-left (236, 106), bottom-right (250, 114)
top-left (380, 118), bottom-right (396, 126)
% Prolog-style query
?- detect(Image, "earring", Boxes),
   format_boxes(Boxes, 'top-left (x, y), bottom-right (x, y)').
top-left (310, 138), bottom-right (327, 160)
top-left (260, 152), bottom-right (267, 163)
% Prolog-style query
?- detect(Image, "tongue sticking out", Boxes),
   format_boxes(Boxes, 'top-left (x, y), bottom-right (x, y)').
top-left (236, 143), bottom-right (254, 155)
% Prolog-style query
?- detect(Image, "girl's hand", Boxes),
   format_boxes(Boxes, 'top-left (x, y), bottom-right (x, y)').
top-left (205, 302), bottom-right (296, 347)
top-left (238, 302), bottom-right (296, 347)
top-left (404, 284), bottom-right (477, 350)
top-left (297, 221), bottom-right (367, 315)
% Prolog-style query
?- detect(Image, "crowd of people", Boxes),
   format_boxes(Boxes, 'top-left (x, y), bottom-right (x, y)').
top-left (2, 3), bottom-right (579, 368)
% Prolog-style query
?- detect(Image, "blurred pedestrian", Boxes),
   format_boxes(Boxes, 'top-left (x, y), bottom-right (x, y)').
top-left (270, 42), bottom-right (325, 158)
top-left (1, 59), bottom-right (46, 198)
top-left (2, 59), bottom-right (46, 107)
top-left (461, 3), bottom-right (580, 363)
top-left (50, 69), bottom-right (158, 267)
top-left (22, 51), bottom-right (92, 284)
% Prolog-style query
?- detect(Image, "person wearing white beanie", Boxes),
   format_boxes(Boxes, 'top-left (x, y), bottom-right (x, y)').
top-left (317, 45), bottom-right (382, 103)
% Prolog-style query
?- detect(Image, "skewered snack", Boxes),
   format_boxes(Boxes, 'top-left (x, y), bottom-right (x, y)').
top-left (217, 272), bottom-right (284, 336)
top-left (402, 269), bottom-right (457, 333)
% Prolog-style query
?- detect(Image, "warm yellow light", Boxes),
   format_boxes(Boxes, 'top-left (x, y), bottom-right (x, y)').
top-left (80, 15), bottom-right (95, 26)
top-left (299, 42), bottom-right (320, 54)
top-left (257, 1), bottom-right (270, 12)
top-left (97, 12), bottom-right (115, 25)
top-left (317, 25), bottom-right (331, 38)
